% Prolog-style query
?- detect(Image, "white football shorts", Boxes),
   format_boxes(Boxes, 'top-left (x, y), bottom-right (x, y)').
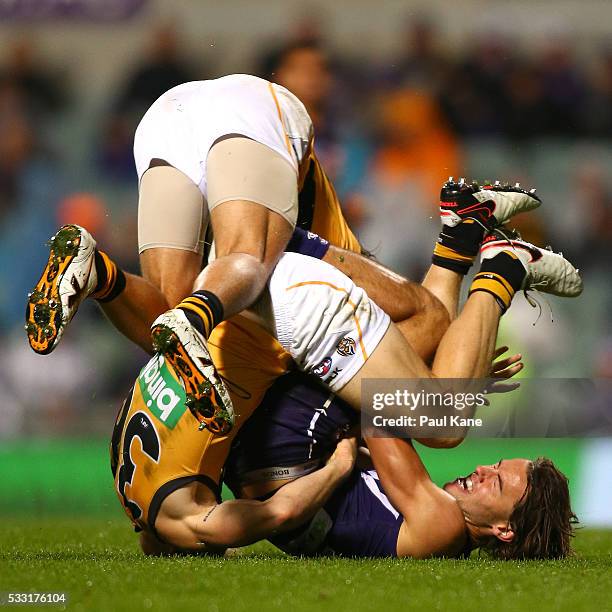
top-left (268, 252), bottom-right (391, 391)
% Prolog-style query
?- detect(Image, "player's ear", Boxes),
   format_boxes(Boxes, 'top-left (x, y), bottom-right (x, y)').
top-left (492, 523), bottom-right (515, 543)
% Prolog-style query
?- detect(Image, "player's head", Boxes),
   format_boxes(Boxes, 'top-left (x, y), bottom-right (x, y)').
top-left (260, 40), bottom-right (331, 112)
top-left (444, 457), bottom-right (577, 559)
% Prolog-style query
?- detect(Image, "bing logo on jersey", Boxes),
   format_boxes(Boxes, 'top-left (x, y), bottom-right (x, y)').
top-left (336, 336), bottom-right (356, 357)
top-left (138, 354), bottom-right (187, 429)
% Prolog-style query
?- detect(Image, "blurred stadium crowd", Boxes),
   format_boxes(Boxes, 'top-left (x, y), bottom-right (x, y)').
top-left (1, 13), bottom-right (611, 437)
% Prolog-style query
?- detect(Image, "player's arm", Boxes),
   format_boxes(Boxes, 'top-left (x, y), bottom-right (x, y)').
top-left (174, 437), bottom-right (356, 550)
top-left (366, 437), bottom-right (466, 558)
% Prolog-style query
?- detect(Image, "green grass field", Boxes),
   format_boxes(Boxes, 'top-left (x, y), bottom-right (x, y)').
top-left (1, 518), bottom-right (611, 612)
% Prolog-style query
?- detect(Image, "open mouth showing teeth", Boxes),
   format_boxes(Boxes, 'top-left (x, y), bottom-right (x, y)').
top-left (456, 476), bottom-right (474, 492)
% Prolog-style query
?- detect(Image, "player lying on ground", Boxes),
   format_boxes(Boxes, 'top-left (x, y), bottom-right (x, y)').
top-left (27, 179), bottom-right (581, 552)
top-left (132, 207), bottom-right (577, 560)
top-left (222, 371), bottom-right (577, 560)
top-left (116, 216), bottom-right (572, 554)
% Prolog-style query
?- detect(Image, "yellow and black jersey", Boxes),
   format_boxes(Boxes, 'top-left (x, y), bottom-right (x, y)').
top-left (297, 146), bottom-right (362, 254)
top-left (110, 314), bottom-right (292, 532)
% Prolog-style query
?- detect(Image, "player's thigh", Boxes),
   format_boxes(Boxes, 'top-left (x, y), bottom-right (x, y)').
top-left (207, 136), bottom-right (296, 263)
top-left (138, 165), bottom-right (205, 304)
top-left (329, 247), bottom-right (424, 321)
top-left (336, 322), bottom-right (433, 409)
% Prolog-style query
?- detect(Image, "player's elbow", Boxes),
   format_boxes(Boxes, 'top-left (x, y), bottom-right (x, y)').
top-left (268, 496), bottom-right (301, 531)
top-left (139, 529), bottom-right (185, 556)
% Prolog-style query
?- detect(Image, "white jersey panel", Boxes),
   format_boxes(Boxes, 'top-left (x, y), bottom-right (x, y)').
top-left (268, 252), bottom-right (390, 392)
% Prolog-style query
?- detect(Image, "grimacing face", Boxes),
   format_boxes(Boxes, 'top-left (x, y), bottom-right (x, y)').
top-left (443, 458), bottom-right (531, 533)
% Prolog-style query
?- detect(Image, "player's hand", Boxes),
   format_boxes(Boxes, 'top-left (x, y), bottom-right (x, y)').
top-left (327, 436), bottom-right (357, 477)
top-left (485, 346), bottom-right (523, 401)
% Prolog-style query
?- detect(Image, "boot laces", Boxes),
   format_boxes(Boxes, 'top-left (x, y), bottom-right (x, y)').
top-left (488, 227), bottom-right (556, 324)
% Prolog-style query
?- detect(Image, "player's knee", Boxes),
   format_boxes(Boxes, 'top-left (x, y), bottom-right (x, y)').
top-left (211, 252), bottom-right (272, 286)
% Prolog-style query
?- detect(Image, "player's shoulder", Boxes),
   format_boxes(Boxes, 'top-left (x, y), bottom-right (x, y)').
top-left (396, 486), bottom-right (467, 559)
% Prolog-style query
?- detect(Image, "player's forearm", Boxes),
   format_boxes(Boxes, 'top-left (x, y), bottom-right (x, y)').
top-left (264, 458), bottom-right (352, 534)
top-left (193, 458), bottom-right (352, 548)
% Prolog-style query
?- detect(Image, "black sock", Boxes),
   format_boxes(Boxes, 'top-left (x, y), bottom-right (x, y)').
top-left (469, 251), bottom-right (526, 313)
top-left (177, 290), bottom-right (224, 338)
top-left (92, 250), bottom-right (126, 302)
top-left (432, 220), bottom-right (486, 275)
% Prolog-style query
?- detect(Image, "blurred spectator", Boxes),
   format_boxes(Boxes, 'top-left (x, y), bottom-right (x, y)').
top-left (98, 23), bottom-right (198, 181)
top-left (566, 163), bottom-right (612, 267)
top-left (57, 192), bottom-right (109, 239)
top-left (262, 39), bottom-right (372, 224)
top-left (584, 47), bottom-right (612, 137)
top-left (114, 23), bottom-right (197, 118)
top-left (263, 40), bottom-right (332, 132)
top-left (0, 79), bottom-right (34, 222)
top-left (537, 38), bottom-right (586, 136)
top-left (370, 88), bottom-right (461, 200)
top-left (594, 337), bottom-right (612, 378)
top-left (0, 81), bottom-right (63, 330)
top-left (440, 35), bottom-right (514, 137)
top-left (355, 88), bottom-right (461, 277)
top-left (503, 61), bottom-right (549, 140)
top-left (2, 39), bottom-right (69, 118)
top-left (286, 8), bottom-right (326, 47)
top-left (380, 14), bottom-right (450, 93)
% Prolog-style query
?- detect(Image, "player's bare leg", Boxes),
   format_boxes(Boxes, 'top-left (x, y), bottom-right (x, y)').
top-left (146, 137), bottom-right (299, 432)
top-left (338, 240), bottom-right (582, 424)
top-left (337, 179), bottom-right (581, 434)
top-left (148, 201), bottom-right (293, 434)
top-left (421, 265), bottom-right (463, 321)
top-left (100, 273), bottom-right (169, 353)
top-left (140, 247), bottom-right (203, 308)
top-left (136, 163), bottom-right (208, 306)
top-left (321, 244), bottom-right (450, 363)
top-left (192, 199), bottom-right (293, 320)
